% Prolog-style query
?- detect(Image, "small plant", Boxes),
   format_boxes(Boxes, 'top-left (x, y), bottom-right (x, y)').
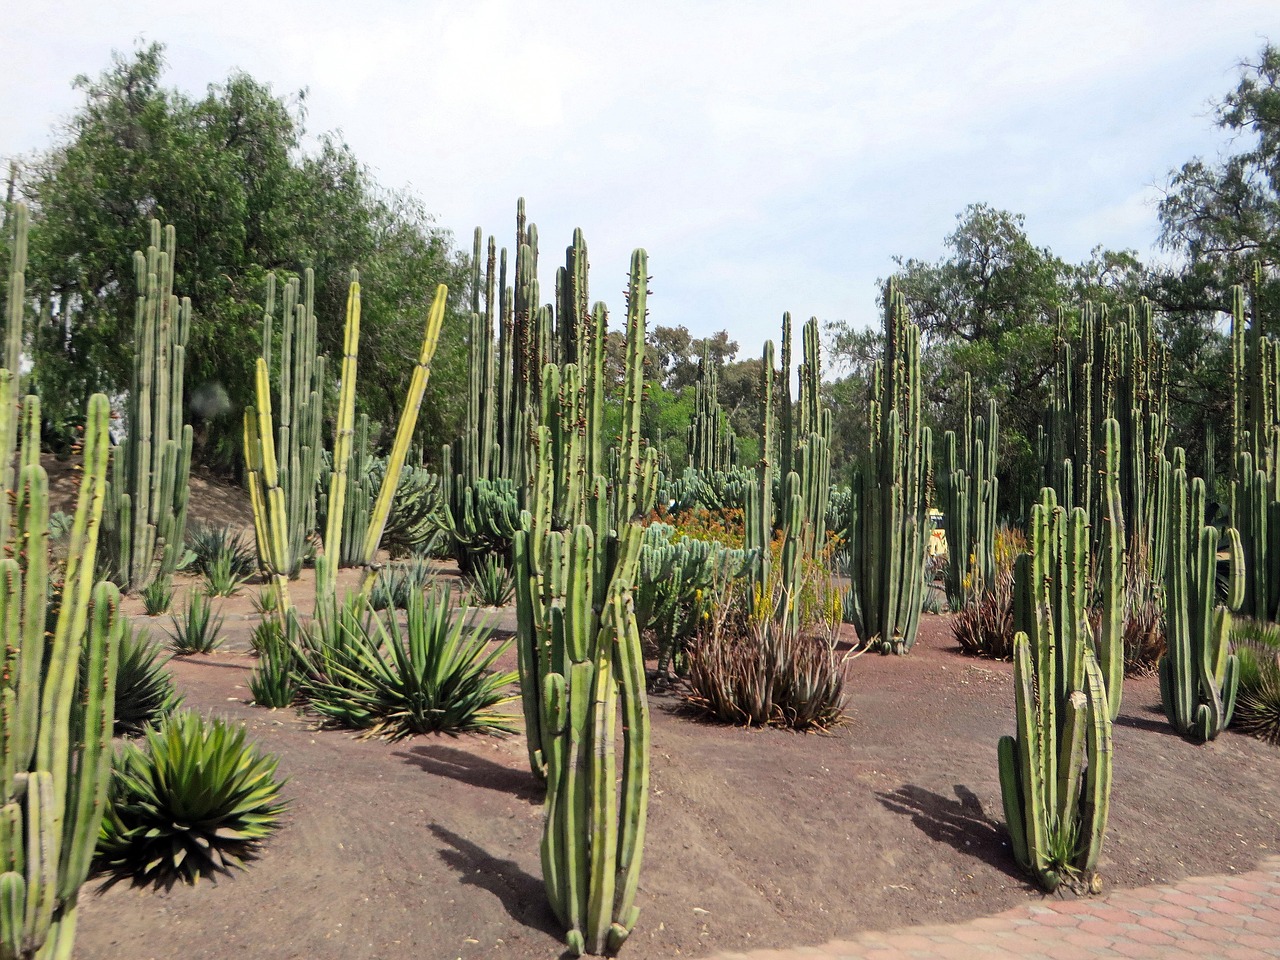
top-left (140, 576), bottom-right (175, 616)
top-left (95, 710), bottom-right (287, 886)
top-left (186, 522), bottom-right (257, 580)
top-left (249, 619), bottom-right (298, 708)
top-left (685, 621), bottom-right (847, 730)
top-left (250, 587), bottom-right (279, 618)
top-left (295, 588), bottom-right (517, 740)
top-left (169, 591), bottom-right (224, 655)
top-left (205, 549), bottom-right (250, 597)
top-left (369, 557), bottom-right (435, 611)
top-left (111, 624), bottom-right (183, 735)
top-left (1233, 619), bottom-right (1280, 746)
top-left (465, 554), bottom-right (515, 607)
top-left (952, 570), bottom-right (1016, 660)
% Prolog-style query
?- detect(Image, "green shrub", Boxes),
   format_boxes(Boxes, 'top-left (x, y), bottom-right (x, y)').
top-left (204, 550), bottom-right (249, 598)
top-left (112, 624), bottom-right (183, 735)
top-left (369, 557), bottom-right (435, 611)
top-left (465, 554), bottom-right (514, 607)
top-left (187, 522), bottom-right (257, 580)
top-left (169, 591), bottom-right (224, 655)
top-left (249, 619), bottom-right (298, 708)
top-left (96, 711), bottom-right (287, 886)
top-left (1233, 619), bottom-right (1280, 745)
top-left (140, 576), bottom-right (174, 616)
top-left (295, 589), bottom-right (517, 740)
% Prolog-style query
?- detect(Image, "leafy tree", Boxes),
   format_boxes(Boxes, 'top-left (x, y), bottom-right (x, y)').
top-left (13, 43), bottom-right (467, 468)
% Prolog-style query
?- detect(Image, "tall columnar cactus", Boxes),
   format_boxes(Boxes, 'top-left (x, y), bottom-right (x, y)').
top-left (251, 271), bottom-right (326, 577)
top-left (246, 274), bottom-right (449, 611)
top-left (1229, 272), bottom-right (1279, 623)
top-left (687, 345), bottom-right (738, 473)
top-left (938, 375), bottom-right (998, 609)
top-left (0, 204), bottom-right (28, 548)
top-left (512, 246), bottom-right (656, 955)
top-left (1161, 461), bottom-right (1245, 741)
top-left (101, 220), bottom-right (193, 593)
top-left (997, 489), bottom-right (1113, 892)
top-left (847, 282), bottom-right (932, 654)
top-left (743, 340), bottom-right (776, 599)
top-left (1, 392), bottom-right (122, 960)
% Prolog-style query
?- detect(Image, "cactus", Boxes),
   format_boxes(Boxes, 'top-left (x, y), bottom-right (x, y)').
top-left (0, 204), bottom-right (28, 548)
top-left (938, 375), bottom-right (999, 609)
top-left (847, 282), bottom-right (932, 654)
top-left (101, 220), bottom-right (193, 593)
top-left (1, 392), bottom-right (122, 960)
top-left (512, 242), bottom-right (656, 955)
top-left (1160, 460), bottom-right (1245, 741)
top-left (997, 489), bottom-right (1113, 892)
top-left (687, 345), bottom-right (738, 473)
top-left (250, 271), bottom-right (326, 577)
top-left (743, 341), bottom-right (776, 599)
top-left (1229, 271), bottom-right (1279, 623)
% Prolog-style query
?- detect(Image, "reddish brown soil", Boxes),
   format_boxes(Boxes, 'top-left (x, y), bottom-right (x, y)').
top-left (72, 577), bottom-right (1280, 960)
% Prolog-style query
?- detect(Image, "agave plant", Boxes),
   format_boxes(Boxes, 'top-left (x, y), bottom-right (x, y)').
top-left (140, 575), bottom-right (175, 616)
top-left (169, 591), bottom-right (225, 655)
top-left (111, 624), bottom-right (183, 735)
top-left (187, 522), bottom-right (257, 580)
top-left (369, 557), bottom-right (435, 611)
top-left (204, 550), bottom-right (250, 598)
top-left (249, 619), bottom-right (298, 708)
top-left (96, 710), bottom-right (287, 886)
top-left (465, 554), bottom-right (514, 607)
top-left (295, 588), bottom-right (517, 740)
top-left (1233, 619), bottom-right (1280, 746)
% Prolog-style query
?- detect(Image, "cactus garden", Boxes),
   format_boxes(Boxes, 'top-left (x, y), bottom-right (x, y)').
top-left (4, 32), bottom-right (1280, 960)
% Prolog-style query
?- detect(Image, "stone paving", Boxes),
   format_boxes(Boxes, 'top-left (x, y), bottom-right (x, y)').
top-left (704, 856), bottom-right (1280, 959)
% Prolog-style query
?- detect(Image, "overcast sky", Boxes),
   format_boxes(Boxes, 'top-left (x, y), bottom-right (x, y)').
top-left (3, 1), bottom-right (1277, 368)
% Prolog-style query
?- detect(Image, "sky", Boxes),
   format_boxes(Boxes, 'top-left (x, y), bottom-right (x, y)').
top-left (2, 1), bottom-right (1278, 371)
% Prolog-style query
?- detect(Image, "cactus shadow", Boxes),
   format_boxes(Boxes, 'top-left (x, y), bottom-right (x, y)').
top-left (1112, 709), bottom-right (1179, 736)
top-left (876, 783), bottom-right (1032, 885)
top-left (396, 743), bottom-right (543, 804)
top-left (428, 823), bottom-right (565, 945)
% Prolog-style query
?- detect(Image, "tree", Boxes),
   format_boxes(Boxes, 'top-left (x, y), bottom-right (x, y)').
top-left (14, 43), bottom-right (467, 468)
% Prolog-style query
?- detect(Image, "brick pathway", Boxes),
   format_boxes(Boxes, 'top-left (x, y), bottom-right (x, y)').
top-left (704, 857), bottom-right (1280, 959)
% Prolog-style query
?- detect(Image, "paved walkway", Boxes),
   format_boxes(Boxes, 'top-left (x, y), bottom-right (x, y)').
top-left (705, 857), bottom-right (1280, 959)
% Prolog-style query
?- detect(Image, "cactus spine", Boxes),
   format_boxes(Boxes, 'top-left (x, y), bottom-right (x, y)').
top-left (997, 489), bottom-right (1113, 892)
top-left (1, 393), bottom-right (122, 960)
top-left (938, 375), bottom-right (998, 609)
top-left (1160, 460), bottom-right (1244, 741)
top-left (101, 220), bottom-right (192, 593)
top-left (847, 281), bottom-right (932, 654)
top-left (512, 239), bottom-right (656, 955)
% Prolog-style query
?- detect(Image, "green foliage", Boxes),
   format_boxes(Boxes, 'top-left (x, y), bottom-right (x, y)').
top-left (96, 710), bottom-right (287, 886)
top-left (1232, 619), bottom-right (1280, 745)
top-left (248, 620), bottom-right (298, 709)
top-left (16, 43), bottom-right (469, 467)
top-left (111, 625), bottom-right (183, 736)
top-left (465, 554), bottom-right (514, 608)
top-left (295, 590), bottom-right (517, 740)
top-left (168, 591), bottom-right (224, 655)
top-left (369, 557), bottom-right (436, 612)
top-left (187, 523), bottom-right (259, 581)
top-left (204, 551), bottom-right (250, 598)
top-left (140, 576), bottom-right (174, 616)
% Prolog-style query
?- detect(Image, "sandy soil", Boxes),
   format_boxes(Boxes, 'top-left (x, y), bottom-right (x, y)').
top-left (71, 576), bottom-right (1280, 960)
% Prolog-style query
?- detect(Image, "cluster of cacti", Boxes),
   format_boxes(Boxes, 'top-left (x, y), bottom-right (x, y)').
top-left (997, 488), bottom-right (1115, 892)
top-left (511, 234), bottom-right (655, 955)
top-left (245, 271), bottom-right (448, 612)
top-left (687, 345), bottom-right (738, 472)
top-left (101, 220), bottom-right (193, 593)
top-left (937, 374), bottom-right (999, 609)
top-left (637, 523), bottom-right (756, 680)
top-left (1, 392), bottom-right (122, 960)
top-left (1229, 272), bottom-right (1279, 623)
top-left (658, 464), bottom-right (754, 514)
top-left (442, 210), bottom-right (554, 571)
top-left (1161, 459), bottom-right (1245, 741)
top-left (846, 282), bottom-right (932, 654)
top-left (1041, 300), bottom-right (1171, 583)
top-left (249, 271), bottom-right (326, 577)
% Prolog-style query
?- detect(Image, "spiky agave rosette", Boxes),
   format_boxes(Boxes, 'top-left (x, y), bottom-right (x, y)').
top-left (96, 711), bottom-right (287, 886)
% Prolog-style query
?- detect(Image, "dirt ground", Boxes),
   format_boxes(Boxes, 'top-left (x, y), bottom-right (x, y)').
top-left (71, 552), bottom-right (1280, 960)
